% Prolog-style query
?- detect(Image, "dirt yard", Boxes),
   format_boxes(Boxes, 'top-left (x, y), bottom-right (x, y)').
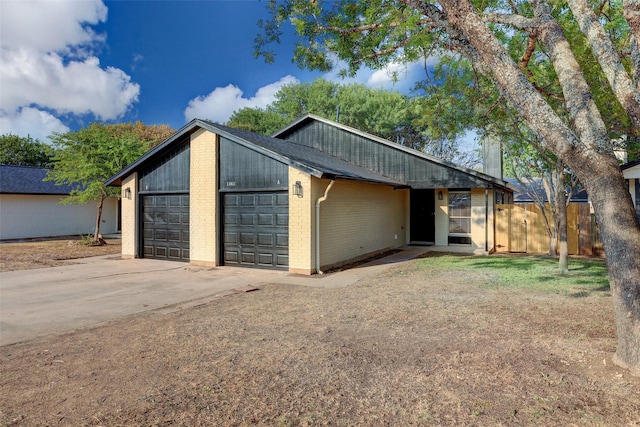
top-left (1, 245), bottom-right (639, 426)
top-left (0, 238), bottom-right (122, 272)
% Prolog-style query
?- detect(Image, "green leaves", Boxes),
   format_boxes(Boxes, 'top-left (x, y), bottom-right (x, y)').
top-left (46, 123), bottom-right (158, 204)
top-left (0, 134), bottom-right (55, 167)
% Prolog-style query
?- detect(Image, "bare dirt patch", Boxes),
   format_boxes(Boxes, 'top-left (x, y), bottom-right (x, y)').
top-left (0, 238), bottom-right (122, 272)
top-left (1, 255), bottom-right (639, 425)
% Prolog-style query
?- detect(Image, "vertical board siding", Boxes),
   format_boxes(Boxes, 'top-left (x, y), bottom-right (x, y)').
top-left (495, 203), bottom-right (602, 255)
top-left (139, 138), bottom-right (190, 192)
top-left (219, 137), bottom-right (288, 191)
top-left (280, 121), bottom-right (489, 189)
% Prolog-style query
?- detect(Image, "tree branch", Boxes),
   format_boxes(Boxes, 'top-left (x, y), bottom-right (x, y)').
top-left (568, 0), bottom-right (640, 129)
top-left (483, 13), bottom-right (535, 30)
top-left (519, 34), bottom-right (538, 71)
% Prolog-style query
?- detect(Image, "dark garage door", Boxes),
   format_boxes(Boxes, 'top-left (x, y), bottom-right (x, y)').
top-left (142, 194), bottom-right (189, 261)
top-left (223, 191), bottom-right (288, 270)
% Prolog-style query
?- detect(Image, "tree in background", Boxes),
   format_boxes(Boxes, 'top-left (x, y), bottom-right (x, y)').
top-left (0, 134), bottom-right (55, 167)
top-left (228, 79), bottom-right (480, 165)
top-left (255, 0), bottom-right (640, 374)
top-left (46, 122), bottom-right (174, 244)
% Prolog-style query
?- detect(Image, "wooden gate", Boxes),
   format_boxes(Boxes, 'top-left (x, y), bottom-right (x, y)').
top-left (495, 203), bottom-right (599, 255)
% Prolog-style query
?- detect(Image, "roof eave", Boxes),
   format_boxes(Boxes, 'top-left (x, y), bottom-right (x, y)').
top-left (105, 119), bottom-right (328, 187)
top-left (273, 114), bottom-right (514, 191)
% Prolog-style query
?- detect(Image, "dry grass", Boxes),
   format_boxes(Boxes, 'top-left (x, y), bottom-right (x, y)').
top-left (1, 253), bottom-right (639, 426)
top-left (0, 238), bottom-right (122, 271)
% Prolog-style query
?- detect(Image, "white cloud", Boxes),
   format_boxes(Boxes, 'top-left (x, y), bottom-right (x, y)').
top-left (1, 50), bottom-right (139, 120)
top-left (321, 54), bottom-right (434, 92)
top-left (184, 75), bottom-right (299, 123)
top-left (367, 61), bottom-right (429, 89)
top-left (0, 108), bottom-right (70, 143)
top-left (0, 0), bottom-right (139, 139)
top-left (0, 0), bottom-right (108, 52)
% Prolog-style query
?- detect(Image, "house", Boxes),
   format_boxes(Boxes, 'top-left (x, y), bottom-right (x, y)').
top-left (622, 159), bottom-right (640, 222)
top-left (106, 115), bottom-right (513, 274)
top-left (504, 178), bottom-right (589, 204)
top-left (0, 165), bottom-right (119, 240)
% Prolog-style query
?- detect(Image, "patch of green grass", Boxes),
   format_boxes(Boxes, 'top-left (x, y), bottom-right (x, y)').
top-left (416, 253), bottom-right (609, 294)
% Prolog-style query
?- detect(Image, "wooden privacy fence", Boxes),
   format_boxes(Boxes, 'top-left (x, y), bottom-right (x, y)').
top-left (495, 203), bottom-right (602, 256)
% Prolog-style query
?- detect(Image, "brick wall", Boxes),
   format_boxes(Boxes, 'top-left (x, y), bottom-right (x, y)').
top-left (288, 167), bottom-right (314, 274)
top-left (470, 188), bottom-right (492, 252)
top-left (121, 173), bottom-right (137, 257)
top-left (316, 178), bottom-right (408, 270)
top-left (434, 188), bottom-right (449, 246)
top-left (189, 129), bottom-right (219, 266)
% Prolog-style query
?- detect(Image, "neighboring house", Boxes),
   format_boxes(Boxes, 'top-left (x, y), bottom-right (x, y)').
top-left (0, 165), bottom-right (118, 240)
top-left (106, 115), bottom-right (513, 274)
top-left (622, 159), bottom-right (640, 223)
top-left (504, 178), bottom-right (589, 204)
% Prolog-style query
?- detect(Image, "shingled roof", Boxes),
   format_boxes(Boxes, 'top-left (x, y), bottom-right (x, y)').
top-left (106, 119), bottom-right (406, 188)
top-left (0, 165), bottom-right (75, 195)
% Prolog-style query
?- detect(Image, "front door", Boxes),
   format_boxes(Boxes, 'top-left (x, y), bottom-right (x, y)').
top-left (410, 189), bottom-right (435, 243)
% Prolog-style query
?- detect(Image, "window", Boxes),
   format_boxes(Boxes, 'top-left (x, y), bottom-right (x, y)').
top-left (448, 191), bottom-right (472, 245)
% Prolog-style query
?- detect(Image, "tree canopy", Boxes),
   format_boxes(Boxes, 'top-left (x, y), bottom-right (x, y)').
top-left (46, 122), bottom-right (174, 242)
top-left (255, 0), bottom-right (640, 374)
top-left (0, 134), bottom-right (55, 167)
top-left (228, 78), bottom-right (480, 165)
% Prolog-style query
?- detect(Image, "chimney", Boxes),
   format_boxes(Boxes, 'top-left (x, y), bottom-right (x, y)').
top-left (482, 134), bottom-right (503, 180)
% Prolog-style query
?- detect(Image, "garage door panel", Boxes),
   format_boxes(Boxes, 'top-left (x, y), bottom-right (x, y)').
top-left (258, 194), bottom-right (274, 205)
top-left (240, 233), bottom-right (256, 244)
top-left (223, 191), bottom-right (288, 270)
top-left (276, 234), bottom-right (288, 248)
top-left (258, 253), bottom-right (274, 266)
top-left (258, 214), bottom-right (274, 225)
top-left (276, 254), bottom-right (288, 267)
top-left (276, 214), bottom-right (288, 226)
top-left (241, 252), bottom-right (255, 263)
top-left (141, 193), bottom-right (189, 262)
top-left (224, 232), bottom-right (238, 244)
top-left (224, 213), bottom-right (237, 226)
top-left (257, 233), bottom-right (274, 246)
top-left (241, 194), bottom-right (255, 205)
top-left (240, 214), bottom-right (255, 225)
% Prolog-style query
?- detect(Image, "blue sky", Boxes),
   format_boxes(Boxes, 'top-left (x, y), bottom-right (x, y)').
top-left (0, 0), bottom-right (426, 143)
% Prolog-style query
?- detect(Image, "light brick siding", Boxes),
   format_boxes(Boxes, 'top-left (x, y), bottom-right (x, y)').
top-left (121, 173), bottom-right (137, 258)
top-left (288, 167), bottom-right (314, 274)
top-left (315, 178), bottom-right (408, 271)
top-left (434, 188), bottom-right (449, 246)
top-left (189, 129), bottom-right (219, 266)
top-left (471, 188), bottom-right (492, 252)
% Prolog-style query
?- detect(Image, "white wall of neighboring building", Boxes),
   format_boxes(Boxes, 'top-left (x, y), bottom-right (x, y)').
top-left (0, 195), bottom-right (118, 240)
top-left (623, 163), bottom-right (640, 180)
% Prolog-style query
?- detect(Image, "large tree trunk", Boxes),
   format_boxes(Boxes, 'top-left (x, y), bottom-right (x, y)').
top-left (439, 0), bottom-right (640, 375)
top-left (582, 161), bottom-right (640, 375)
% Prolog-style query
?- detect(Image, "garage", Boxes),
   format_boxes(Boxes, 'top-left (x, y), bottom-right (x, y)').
top-left (142, 194), bottom-right (190, 261)
top-left (222, 191), bottom-right (288, 269)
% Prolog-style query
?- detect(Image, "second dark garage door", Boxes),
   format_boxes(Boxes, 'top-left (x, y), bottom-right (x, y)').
top-left (223, 191), bottom-right (288, 270)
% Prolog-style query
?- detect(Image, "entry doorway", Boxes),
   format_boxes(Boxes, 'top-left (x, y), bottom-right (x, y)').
top-left (410, 189), bottom-right (435, 244)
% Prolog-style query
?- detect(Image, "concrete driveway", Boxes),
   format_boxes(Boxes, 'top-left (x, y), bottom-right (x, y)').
top-left (0, 248), bottom-right (428, 346)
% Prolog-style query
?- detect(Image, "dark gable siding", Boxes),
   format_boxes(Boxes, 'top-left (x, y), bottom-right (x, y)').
top-left (219, 136), bottom-right (288, 192)
top-left (139, 137), bottom-right (190, 193)
top-left (279, 120), bottom-right (488, 189)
